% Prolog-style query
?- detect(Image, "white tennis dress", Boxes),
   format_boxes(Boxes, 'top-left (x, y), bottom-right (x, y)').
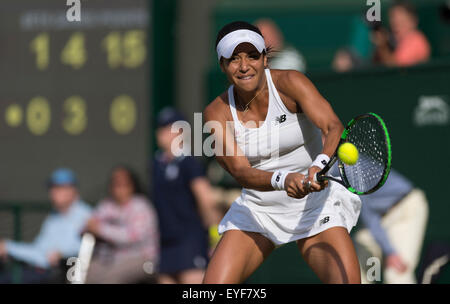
top-left (218, 69), bottom-right (361, 246)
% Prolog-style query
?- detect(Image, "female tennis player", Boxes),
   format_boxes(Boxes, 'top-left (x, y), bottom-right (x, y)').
top-left (202, 21), bottom-right (362, 284)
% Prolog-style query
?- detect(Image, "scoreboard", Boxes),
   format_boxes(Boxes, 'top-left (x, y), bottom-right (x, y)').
top-left (0, 0), bottom-right (151, 202)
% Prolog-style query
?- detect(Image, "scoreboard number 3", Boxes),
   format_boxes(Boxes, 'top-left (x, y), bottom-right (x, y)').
top-left (63, 96), bottom-right (87, 135)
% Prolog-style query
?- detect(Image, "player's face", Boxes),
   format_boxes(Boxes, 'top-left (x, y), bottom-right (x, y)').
top-left (221, 42), bottom-right (267, 92)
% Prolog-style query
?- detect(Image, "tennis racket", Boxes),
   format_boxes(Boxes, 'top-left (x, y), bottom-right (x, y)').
top-left (314, 112), bottom-right (392, 195)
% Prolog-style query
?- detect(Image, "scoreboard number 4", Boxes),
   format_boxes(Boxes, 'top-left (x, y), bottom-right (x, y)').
top-left (61, 32), bottom-right (87, 69)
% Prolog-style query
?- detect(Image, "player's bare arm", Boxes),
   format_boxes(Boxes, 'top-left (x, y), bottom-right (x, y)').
top-left (276, 70), bottom-right (344, 191)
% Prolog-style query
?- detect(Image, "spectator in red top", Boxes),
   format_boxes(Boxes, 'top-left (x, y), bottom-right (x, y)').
top-left (372, 0), bottom-right (430, 67)
top-left (84, 166), bottom-right (159, 284)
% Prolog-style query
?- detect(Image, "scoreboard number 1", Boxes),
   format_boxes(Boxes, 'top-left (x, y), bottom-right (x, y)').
top-left (30, 32), bottom-right (50, 70)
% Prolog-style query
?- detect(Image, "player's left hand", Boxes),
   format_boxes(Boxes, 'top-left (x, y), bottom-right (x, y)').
top-left (303, 166), bottom-right (328, 193)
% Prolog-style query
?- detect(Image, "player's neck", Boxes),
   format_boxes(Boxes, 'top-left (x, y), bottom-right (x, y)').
top-left (234, 76), bottom-right (267, 112)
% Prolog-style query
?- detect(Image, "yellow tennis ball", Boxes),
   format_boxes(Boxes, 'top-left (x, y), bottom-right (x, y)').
top-left (338, 142), bottom-right (359, 165)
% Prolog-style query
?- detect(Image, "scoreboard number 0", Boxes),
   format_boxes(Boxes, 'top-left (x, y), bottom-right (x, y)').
top-left (27, 96), bottom-right (51, 135)
top-left (110, 95), bottom-right (137, 135)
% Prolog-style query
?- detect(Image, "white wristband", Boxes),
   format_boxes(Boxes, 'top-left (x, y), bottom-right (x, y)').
top-left (311, 154), bottom-right (330, 170)
top-left (271, 170), bottom-right (289, 191)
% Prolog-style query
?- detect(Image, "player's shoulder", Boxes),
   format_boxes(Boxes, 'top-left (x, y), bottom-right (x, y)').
top-left (271, 69), bottom-right (305, 86)
top-left (270, 69), bottom-right (308, 96)
top-left (204, 90), bottom-right (231, 122)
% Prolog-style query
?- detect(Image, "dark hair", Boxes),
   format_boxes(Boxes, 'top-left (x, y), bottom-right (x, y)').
top-left (215, 21), bottom-right (263, 49)
top-left (108, 165), bottom-right (144, 195)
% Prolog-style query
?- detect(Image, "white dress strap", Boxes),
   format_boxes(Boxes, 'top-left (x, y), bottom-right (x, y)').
top-left (227, 85), bottom-right (242, 126)
top-left (265, 68), bottom-right (291, 114)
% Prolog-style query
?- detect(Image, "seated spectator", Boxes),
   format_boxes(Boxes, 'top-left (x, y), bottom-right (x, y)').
top-left (84, 166), bottom-right (159, 284)
top-left (353, 169), bottom-right (429, 284)
top-left (255, 18), bottom-right (307, 72)
top-left (372, 0), bottom-right (431, 67)
top-left (0, 168), bottom-right (92, 284)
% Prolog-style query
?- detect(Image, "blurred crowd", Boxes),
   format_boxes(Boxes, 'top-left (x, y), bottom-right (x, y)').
top-left (332, 1), bottom-right (431, 72)
top-left (0, 107), bottom-right (226, 284)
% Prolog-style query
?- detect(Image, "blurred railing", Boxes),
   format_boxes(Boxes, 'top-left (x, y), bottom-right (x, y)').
top-left (0, 201), bottom-right (50, 242)
top-left (0, 202), bottom-right (50, 284)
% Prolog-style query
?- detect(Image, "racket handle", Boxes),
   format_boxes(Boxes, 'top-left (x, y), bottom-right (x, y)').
top-left (314, 173), bottom-right (324, 183)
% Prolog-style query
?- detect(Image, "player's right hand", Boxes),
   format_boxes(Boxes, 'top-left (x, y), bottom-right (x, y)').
top-left (284, 173), bottom-right (310, 199)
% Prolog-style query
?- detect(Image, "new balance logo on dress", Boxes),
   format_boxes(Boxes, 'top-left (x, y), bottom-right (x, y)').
top-left (319, 216), bottom-right (330, 226)
top-left (275, 114), bottom-right (286, 124)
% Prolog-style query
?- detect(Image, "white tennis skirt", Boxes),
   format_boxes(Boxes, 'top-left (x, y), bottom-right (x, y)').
top-left (218, 182), bottom-right (362, 246)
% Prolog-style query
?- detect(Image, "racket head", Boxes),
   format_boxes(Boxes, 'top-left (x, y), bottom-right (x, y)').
top-left (338, 113), bottom-right (392, 195)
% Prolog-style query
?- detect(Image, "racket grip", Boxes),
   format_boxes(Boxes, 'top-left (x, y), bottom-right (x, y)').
top-left (314, 173), bottom-right (324, 183)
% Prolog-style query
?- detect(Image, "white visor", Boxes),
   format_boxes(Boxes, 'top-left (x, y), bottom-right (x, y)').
top-left (216, 29), bottom-right (266, 61)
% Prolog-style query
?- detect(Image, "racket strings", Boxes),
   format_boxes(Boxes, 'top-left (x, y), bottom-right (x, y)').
top-left (342, 116), bottom-right (389, 193)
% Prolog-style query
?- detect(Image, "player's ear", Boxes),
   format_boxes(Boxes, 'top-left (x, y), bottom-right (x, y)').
top-left (263, 54), bottom-right (268, 69)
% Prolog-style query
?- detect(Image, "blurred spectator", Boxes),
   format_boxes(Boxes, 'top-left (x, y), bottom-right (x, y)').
top-left (152, 107), bottom-right (221, 284)
top-left (332, 47), bottom-right (365, 72)
top-left (0, 168), bottom-right (91, 284)
top-left (372, 0), bottom-right (431, 67)
top-left (353, 169), bottom-right (429, 283)
top-left (332, 14), bottom-right (373, 72)
top-left (255, 18), bottom-right (307, 72)
top-left (84, 166), bottom-right (159, 284)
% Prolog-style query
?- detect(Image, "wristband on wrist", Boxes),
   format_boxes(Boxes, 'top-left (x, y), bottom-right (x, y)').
top-left (311, 154), bottom-right (330, 170)
top-left (271, 170), bottom-right (289, 191)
